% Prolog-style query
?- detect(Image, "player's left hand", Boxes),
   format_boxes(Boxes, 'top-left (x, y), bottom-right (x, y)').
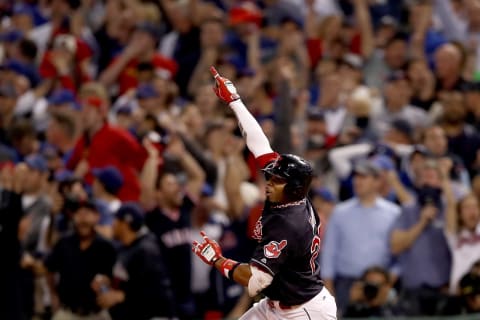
top-left (192, 231), bottom-right (223, 266)
top-left (210, 66), bottom-right (240, 104)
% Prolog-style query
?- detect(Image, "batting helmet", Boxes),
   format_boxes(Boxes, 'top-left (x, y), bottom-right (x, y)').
top-left (262, 154), bottom-right (314, 201)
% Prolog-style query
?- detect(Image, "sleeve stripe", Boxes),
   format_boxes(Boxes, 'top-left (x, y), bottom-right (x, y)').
top-left (251, 258), bottom-right (275, 276)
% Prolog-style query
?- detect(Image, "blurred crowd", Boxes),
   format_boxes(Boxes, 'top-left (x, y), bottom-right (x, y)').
top-left (0, 0), bottom-right (480, 319)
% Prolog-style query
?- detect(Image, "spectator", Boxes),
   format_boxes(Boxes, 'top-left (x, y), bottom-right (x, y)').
top-left (45, 111), bottom-right (78, 164)
top-left (66, 95), bottom-right (148, 201)
top-left (44, 197), bottom-right (117, 320)
top-left (143, 135), bottom-right (205, 319)
top-left (92, 166), bottom-right (124, 214)
top-left (38, 34), bottom-right (93, 93)
top-left (321, 159), bottom-right (401, 314)
top-left (99, 22), bottom-right (177, 95)
top-left (93, 202), bottom-right (177, 320)
top-left (371, 71), bottom-right (430, 137)
top-left (458, 271), bottom-right (480, 314)
top-left (433, 42), bottom-right (467, 95)
top-left (390, 159), bottom-right (452, 316)
top-left (463, 81), bottom-right (480, 130)
top-left (0, 163), bottom-right (28, 320)
top-left (421, 124), bottom-right (470, 188)
top-left (344, 266), bottom-right (400, 317)
top-left (17, 154), bottom-right (52, 318)
top-left (7, 118), bottom-right (38, 161)
top-left (444, 191), bottom-right (480, 294)
top-left (438, 91), bottom-right (480, 177)
top-left (309, 187), bottom-right (336, 238)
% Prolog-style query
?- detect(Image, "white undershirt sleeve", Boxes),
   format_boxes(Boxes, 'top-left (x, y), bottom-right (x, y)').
top-left (229, 100), bottom-right (274, 158)
top-left (247, 265), bottom-right (274, 297)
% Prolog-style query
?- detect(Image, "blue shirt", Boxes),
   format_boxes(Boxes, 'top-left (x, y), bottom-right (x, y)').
top-left (321, 197), bottom-right (401, 279)
top-left (391, 204), bottom-right (451, 289)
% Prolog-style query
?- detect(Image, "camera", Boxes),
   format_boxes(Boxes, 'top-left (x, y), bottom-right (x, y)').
top-left (417, 186), bottom-right (442, 209)
top-left (363, 282), bottom-right (380, 301)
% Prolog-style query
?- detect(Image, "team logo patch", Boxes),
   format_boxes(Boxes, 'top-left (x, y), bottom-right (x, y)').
top-left (263, 240), bottom-right (287, 259)
top-left (253, 218), bottom-right (263, 241)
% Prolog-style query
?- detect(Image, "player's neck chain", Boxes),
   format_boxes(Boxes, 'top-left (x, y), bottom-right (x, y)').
top-left (271, 198), bottom-right (306, 209)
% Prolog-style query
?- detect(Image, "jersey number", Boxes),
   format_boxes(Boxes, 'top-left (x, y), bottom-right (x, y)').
top-left (309, 226), bottom-right (321, 274)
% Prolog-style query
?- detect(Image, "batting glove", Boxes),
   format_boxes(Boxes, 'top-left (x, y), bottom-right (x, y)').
top-left (192, 231), bottom-right (223, 266)
top-left (210, 66), bottom-right (240, 104)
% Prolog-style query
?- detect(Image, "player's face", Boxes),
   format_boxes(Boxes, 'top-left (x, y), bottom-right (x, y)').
top-left (264, 173), bottom-right (287, 203)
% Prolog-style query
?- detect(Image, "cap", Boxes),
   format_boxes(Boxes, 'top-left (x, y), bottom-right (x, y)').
top-left (116, 104), bottom-right (133, 116)
top-left (81, 96), bottom-right (107, 113)
top-left (0, 29), bottom-right (23, 42)
top-left (311, 187), bottom-right (336, 202)
top-left (92, 166), bottom-right (124, 195)
top-left (229, 3), bottom-right (263, 26)
top-left (48, 89), bottom-right (80, 109)
top-left (389, 118), bottom-right (413, 140)
top-left (353, 159), bottom-right (381, 177)
top-left (136, 84), bottom-right (159, 100)
top-left (238, 67), bottom-right (256, 78)
top-left (134, 22), bottom-right (163, 39)
top-left (371, 155), bottom-right (395, 171)
top-left (115, 202), bottom-right (144, 231)
top-left (201, 183), bottom-right (214, 197)
top-left (74, 197), bottom-right (99, 213)
top-left (0, 59), bottom-right (39, 87)
top-left (24, 154), bottom-right (48, 173)
top-left (54, 169), bottom-right (76, 182)
top-left (12, 3), bottom-right (34, 16)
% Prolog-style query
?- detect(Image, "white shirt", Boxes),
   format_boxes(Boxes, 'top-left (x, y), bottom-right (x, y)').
top-left (445, 223), bottom-right (480, 294)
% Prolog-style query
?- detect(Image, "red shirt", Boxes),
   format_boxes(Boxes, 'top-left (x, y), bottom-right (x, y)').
top-left (67, 124), bottom-right (148, 201)
top-left (306, 33), bottom-right (362, 69)
top-left (116, 54), bottom-right (178, 94)
top-left (39, 38), bottom-right (93, 93)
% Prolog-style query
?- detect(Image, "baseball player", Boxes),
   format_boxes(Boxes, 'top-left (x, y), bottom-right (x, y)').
top-left (192, 67), bottom-right (337, 319)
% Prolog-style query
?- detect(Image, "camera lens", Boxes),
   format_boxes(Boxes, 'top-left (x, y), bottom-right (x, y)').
top-left (363, 282), bottom-right (380, 301)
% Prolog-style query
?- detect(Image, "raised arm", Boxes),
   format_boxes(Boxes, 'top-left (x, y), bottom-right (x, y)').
top-left (210, 66), bottom-right (276, 162)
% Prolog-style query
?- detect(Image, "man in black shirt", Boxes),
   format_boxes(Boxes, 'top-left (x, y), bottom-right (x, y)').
top-left (45, 198), bottom-right (116, 320)
top-left (192, 68), bottom-right (338, 319)
top-left (143, 135), bottom-right (205, 319)
top-left (94, 202), bottom-right (176, 320)
top-left (0, 164), bottom-right (26, 320)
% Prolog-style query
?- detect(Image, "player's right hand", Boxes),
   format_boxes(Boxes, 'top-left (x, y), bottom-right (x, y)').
top-left (210, 66), bottom-right (240, 104)
top-left (192, 231), bottom-right (223, 266)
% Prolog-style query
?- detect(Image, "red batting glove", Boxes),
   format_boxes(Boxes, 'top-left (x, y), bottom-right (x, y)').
top-left (192, 231), bottom-right (223, 266)
top-left (210, 66), bottom-right (240, 103)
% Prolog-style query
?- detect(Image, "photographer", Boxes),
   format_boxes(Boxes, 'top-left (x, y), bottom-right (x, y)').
top-left (344, 266), bottom-right (399, 317)
top-left (390, 158), bottom-right (453, 315)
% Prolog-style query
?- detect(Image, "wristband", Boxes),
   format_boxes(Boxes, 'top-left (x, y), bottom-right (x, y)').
top-left (219, 259), bottom-right (240, 280)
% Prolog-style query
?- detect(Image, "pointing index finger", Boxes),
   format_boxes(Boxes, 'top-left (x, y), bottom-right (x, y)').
top-left (210, 66), bottom-right (220, 79)
top-left (200, 231), bottom-right (209, 240)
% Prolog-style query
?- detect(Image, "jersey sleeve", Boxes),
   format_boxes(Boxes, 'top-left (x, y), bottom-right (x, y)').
top-left (250, 214), bottom-right (294, 276)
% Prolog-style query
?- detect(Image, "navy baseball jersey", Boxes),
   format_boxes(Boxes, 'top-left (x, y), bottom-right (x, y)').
top-left (250, 199), bottom-right (324, 305)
